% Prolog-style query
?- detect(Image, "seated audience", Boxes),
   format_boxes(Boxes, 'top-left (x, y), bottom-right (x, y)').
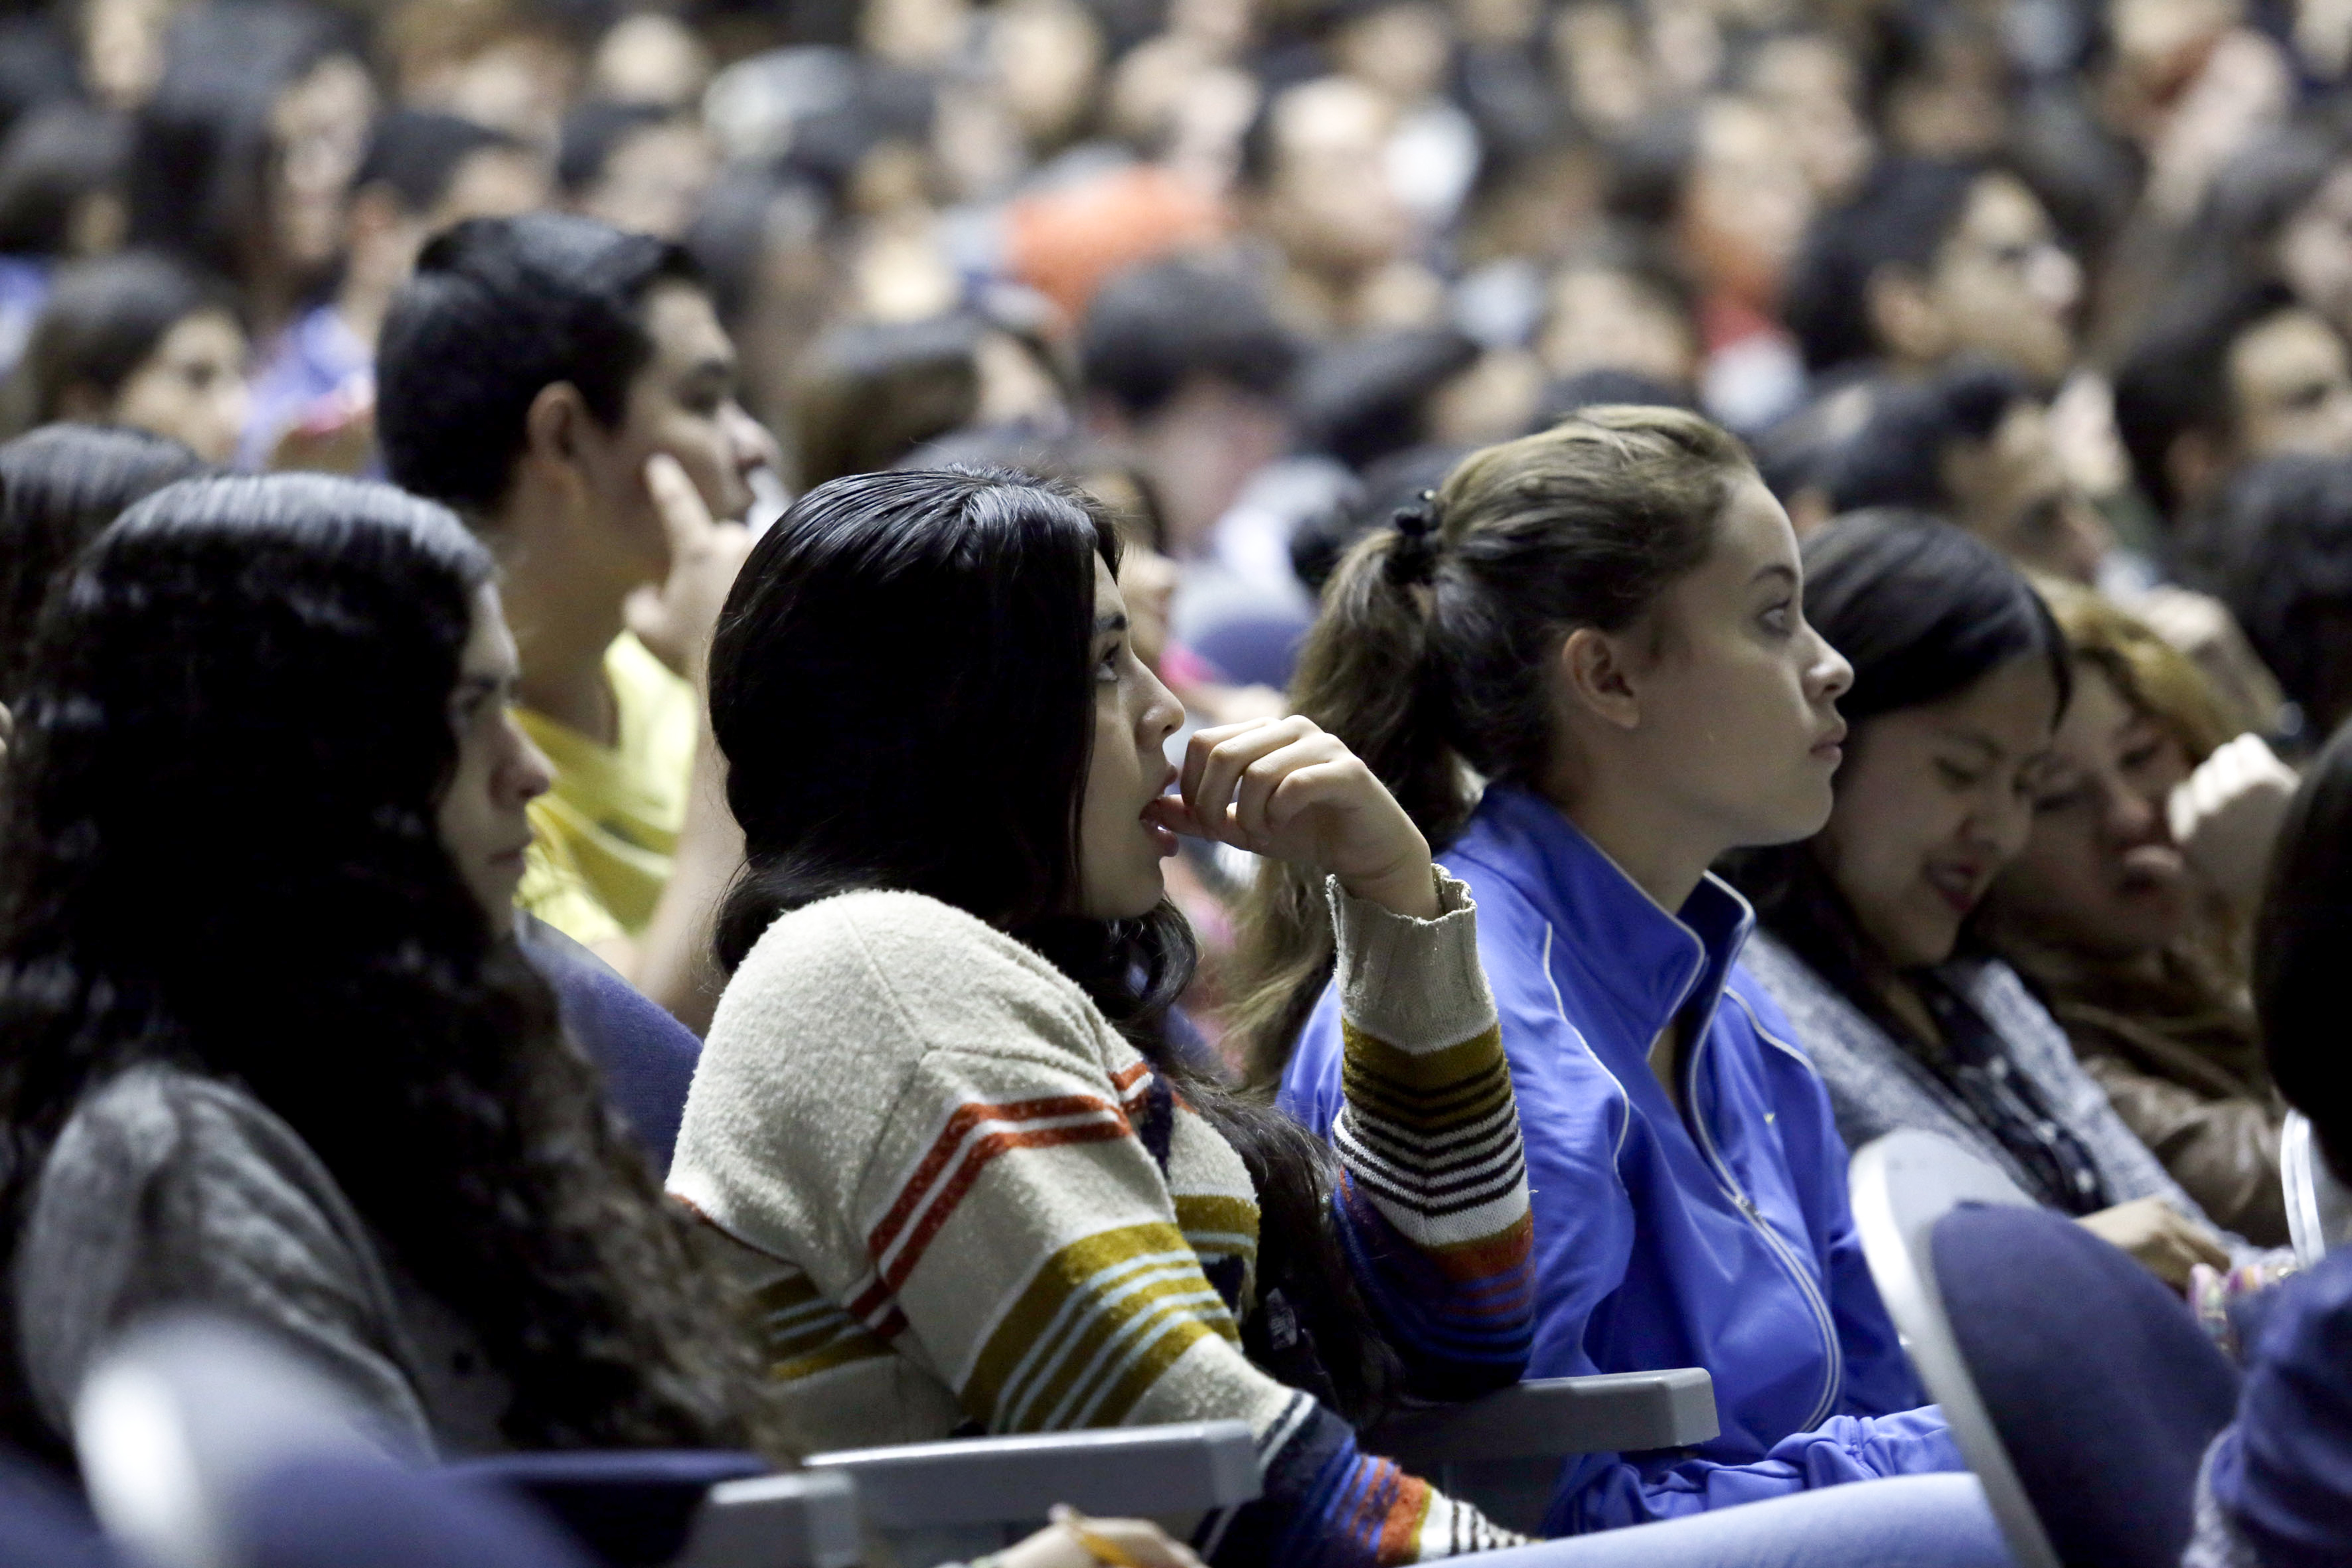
top-left (1238, 74), bottom-right (1437, 341)
top-left (241, 108), bottom-right (546, 473)
top-left (2204, 452), bottom-right (2352, 746)
top-left (1253, 409), bottom-right (1976, 1534)
top-left (126, 0), bottom-right (374, 346)
top-left (0, 420), bottom-right (700, 1162)
top-left (1727, 511), bottom-right (2242, 1282)
top-left (1535, 244), bottom-right (1701, 399)
top-left (1825, 367), bottom-right (2289, 739)
top-left (0, 101), bottom-right (127, 384)
top-left (2115, 279), bottom-right (2352, 547)
top-left (2181, 717), bottom-right (2352, 1568)
top-left (5, 252), bottom-right (247, 463)
top-left (1782, 159), bottom-right (2081, 391)
top-left (1291, 325), bottom-right (1485, 475)
top-left (1818, 361), bottom-right (2112, 584)
top-left (0, 470), bottom-right (1199, 1568)
top-left (376, 212), bottom-right (774, 1030)
top-left (1979, 580), bottom-right (2295, 1246)
top-left (0, 472), bottom-right (779, 1464)
top-left (0, 423), bottom-right (206, 703)
top-left (669, 463), bottom-right (1540, 1560)
top-left (558, 101), bottom-right (716, 241)
top-left (1079, 257), bottom-right (1300, 565)
top-left (666, 462), bottom-right (2008, 1568)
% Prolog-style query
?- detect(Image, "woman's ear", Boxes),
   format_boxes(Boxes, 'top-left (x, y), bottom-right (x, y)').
top-left (1558, 625), bottom-right (1644, 731)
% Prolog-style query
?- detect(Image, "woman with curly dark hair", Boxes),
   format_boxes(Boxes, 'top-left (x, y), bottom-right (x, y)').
top-left (0, 472), bottom-right (780, 1464)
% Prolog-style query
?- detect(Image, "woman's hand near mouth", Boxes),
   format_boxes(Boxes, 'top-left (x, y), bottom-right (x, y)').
top-left (1155, 716), bottom-right (1440, 920)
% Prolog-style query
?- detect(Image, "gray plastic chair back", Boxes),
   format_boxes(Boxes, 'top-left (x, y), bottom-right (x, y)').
top-left (1849, 1130), bottom-right (2058, 1568)
top-left (807, 1420), bottom-right (1259, 1567)
top-left (673, 1474), bottom-right (863, 1568)
top-left (1368, 1370), bottom-right (1719, 1535)
top-left (75, 1314), bottom-right (860, 1568)
top-left (73, 1314), bottom-right (386, 1568)
top-left (2281, 1111), bottom-right (2352, 1269)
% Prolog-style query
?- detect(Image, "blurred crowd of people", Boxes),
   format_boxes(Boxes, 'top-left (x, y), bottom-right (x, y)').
top-left (6, 0), bottom-right (2352, 779)
top-left (6, 0), bottom-right (2352, 1559)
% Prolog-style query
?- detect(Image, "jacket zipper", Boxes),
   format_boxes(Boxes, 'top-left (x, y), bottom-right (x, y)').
top-left (1684, 1030), bottom-right (1844, 1434)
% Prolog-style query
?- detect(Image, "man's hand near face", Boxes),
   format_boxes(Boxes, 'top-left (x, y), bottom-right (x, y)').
top-left (624, 453), bottom-right (755, 689)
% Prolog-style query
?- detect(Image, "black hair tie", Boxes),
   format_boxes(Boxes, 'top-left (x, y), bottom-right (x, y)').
top-left (1384, 491), bottom-right (1442, 587)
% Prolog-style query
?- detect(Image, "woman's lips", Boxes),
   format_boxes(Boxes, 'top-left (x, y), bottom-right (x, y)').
top-left (1810, 720), bottom-right (1848, 761)
top-left (1141, 794), bottom-right (1183, 858)
top-left (1924, 861), bottom-right (1986, 916)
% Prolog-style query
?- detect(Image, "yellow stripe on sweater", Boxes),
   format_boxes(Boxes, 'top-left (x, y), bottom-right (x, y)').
top-left (964, 1223), bottom-right (1241, 1432)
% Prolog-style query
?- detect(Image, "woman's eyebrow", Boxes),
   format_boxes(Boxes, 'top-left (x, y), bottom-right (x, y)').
top-left (1750, 563), bottom-right (1797, 586)
top-left (1094, 612), bottom-right (1129, 634)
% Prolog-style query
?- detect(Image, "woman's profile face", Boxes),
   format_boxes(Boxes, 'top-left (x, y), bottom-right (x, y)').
top-left (437, 584), bottom-right (554, 927)
top-left (1610, 475), bottom-right (1855, 855)
top-left (1811, 655), bottom-right (2062, 969)
top-left (1075, 552), bottom-right (1187, 920)
top-left (1986, 661), bottom-right (2194, 960)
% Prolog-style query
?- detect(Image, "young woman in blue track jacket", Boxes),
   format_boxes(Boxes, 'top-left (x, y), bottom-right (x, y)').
top-left (1228, 409), bottom-right (1968, 1537)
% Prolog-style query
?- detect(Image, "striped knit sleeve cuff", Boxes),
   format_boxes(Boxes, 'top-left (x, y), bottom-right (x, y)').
top-left (1326, 865), bottom-right (1492, 1055)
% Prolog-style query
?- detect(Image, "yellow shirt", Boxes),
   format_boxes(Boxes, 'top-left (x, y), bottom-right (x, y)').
top-left (514, 632), bottom-right (698, 947)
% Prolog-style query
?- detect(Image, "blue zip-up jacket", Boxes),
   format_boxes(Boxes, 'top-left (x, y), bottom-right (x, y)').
top-left (1280, 787), bottom-right (1962, 1533)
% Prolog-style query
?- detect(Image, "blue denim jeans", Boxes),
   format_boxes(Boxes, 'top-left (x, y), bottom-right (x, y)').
top-left (1475, 1475), bottom-right (2012, 1568)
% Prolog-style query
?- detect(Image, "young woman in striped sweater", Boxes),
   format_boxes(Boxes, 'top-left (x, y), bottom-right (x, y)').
top-left (669, 467), bottom-right (2012, 1568)
top-left (669, 465), bottom-right (1533, 1568)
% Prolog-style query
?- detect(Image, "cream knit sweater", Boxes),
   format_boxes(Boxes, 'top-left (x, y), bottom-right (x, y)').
top-left (670, 875), bottom-right (1532, 1568)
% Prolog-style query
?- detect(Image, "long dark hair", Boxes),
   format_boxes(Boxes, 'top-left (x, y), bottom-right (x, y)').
top-left (0, 474), bottom-right (779, 1456)
top-left (0, 423), bottom-right (209, 703)
top-left (2256, 718), bottom-right (2352, 1180)
top-left (709, 466), bottom-right (1400, 1421)
top-left (1723, 510), bottom-right (2072, 1041)
top-left (1227, 407), bottom-right (1752, 1088)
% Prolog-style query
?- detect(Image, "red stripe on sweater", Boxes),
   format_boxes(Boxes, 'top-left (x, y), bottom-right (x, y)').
top-left (872, 1118), bottom-right (1137, 1289)
top-left (870, 1094), bottom-right (1133, 1262)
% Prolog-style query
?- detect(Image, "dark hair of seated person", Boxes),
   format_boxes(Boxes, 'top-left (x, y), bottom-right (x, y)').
top-left (375, 212), bottom-right (703, 515)
top-left (2205, 452), bottom-right (2352, 742)
top-left (1077, 256), bottom-right (1300, 422)
top-left (6, 252), bottom-right (224, 435)
top-left (1291, 327), bottom-right (1480, 474)
top-left (0, 102), bottom-right (126, 260)
top-left (1818, 360), bottom-right (2034, 517)
top-left (0, 474), bottom-right (781, 1455)
top-left (2113, 275), bottom-right (2301, 526)
top-left (1780, 158), bottom-right (1988, 377)
top-left (556, 101), bottom-right (673, 200)
top-left (2257, 716), bottom-right (2352, 1181)
top-left (707, 464), bottom-right (1402, 1418)
top-left (361, 108), bottom-right (525, 217)
top-left (1723, 509), bottom-right (2072, 1043)
top-left (125, 0), bottom-right (358, 286)
top-left (0, 423), bottom-right (207, 703)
